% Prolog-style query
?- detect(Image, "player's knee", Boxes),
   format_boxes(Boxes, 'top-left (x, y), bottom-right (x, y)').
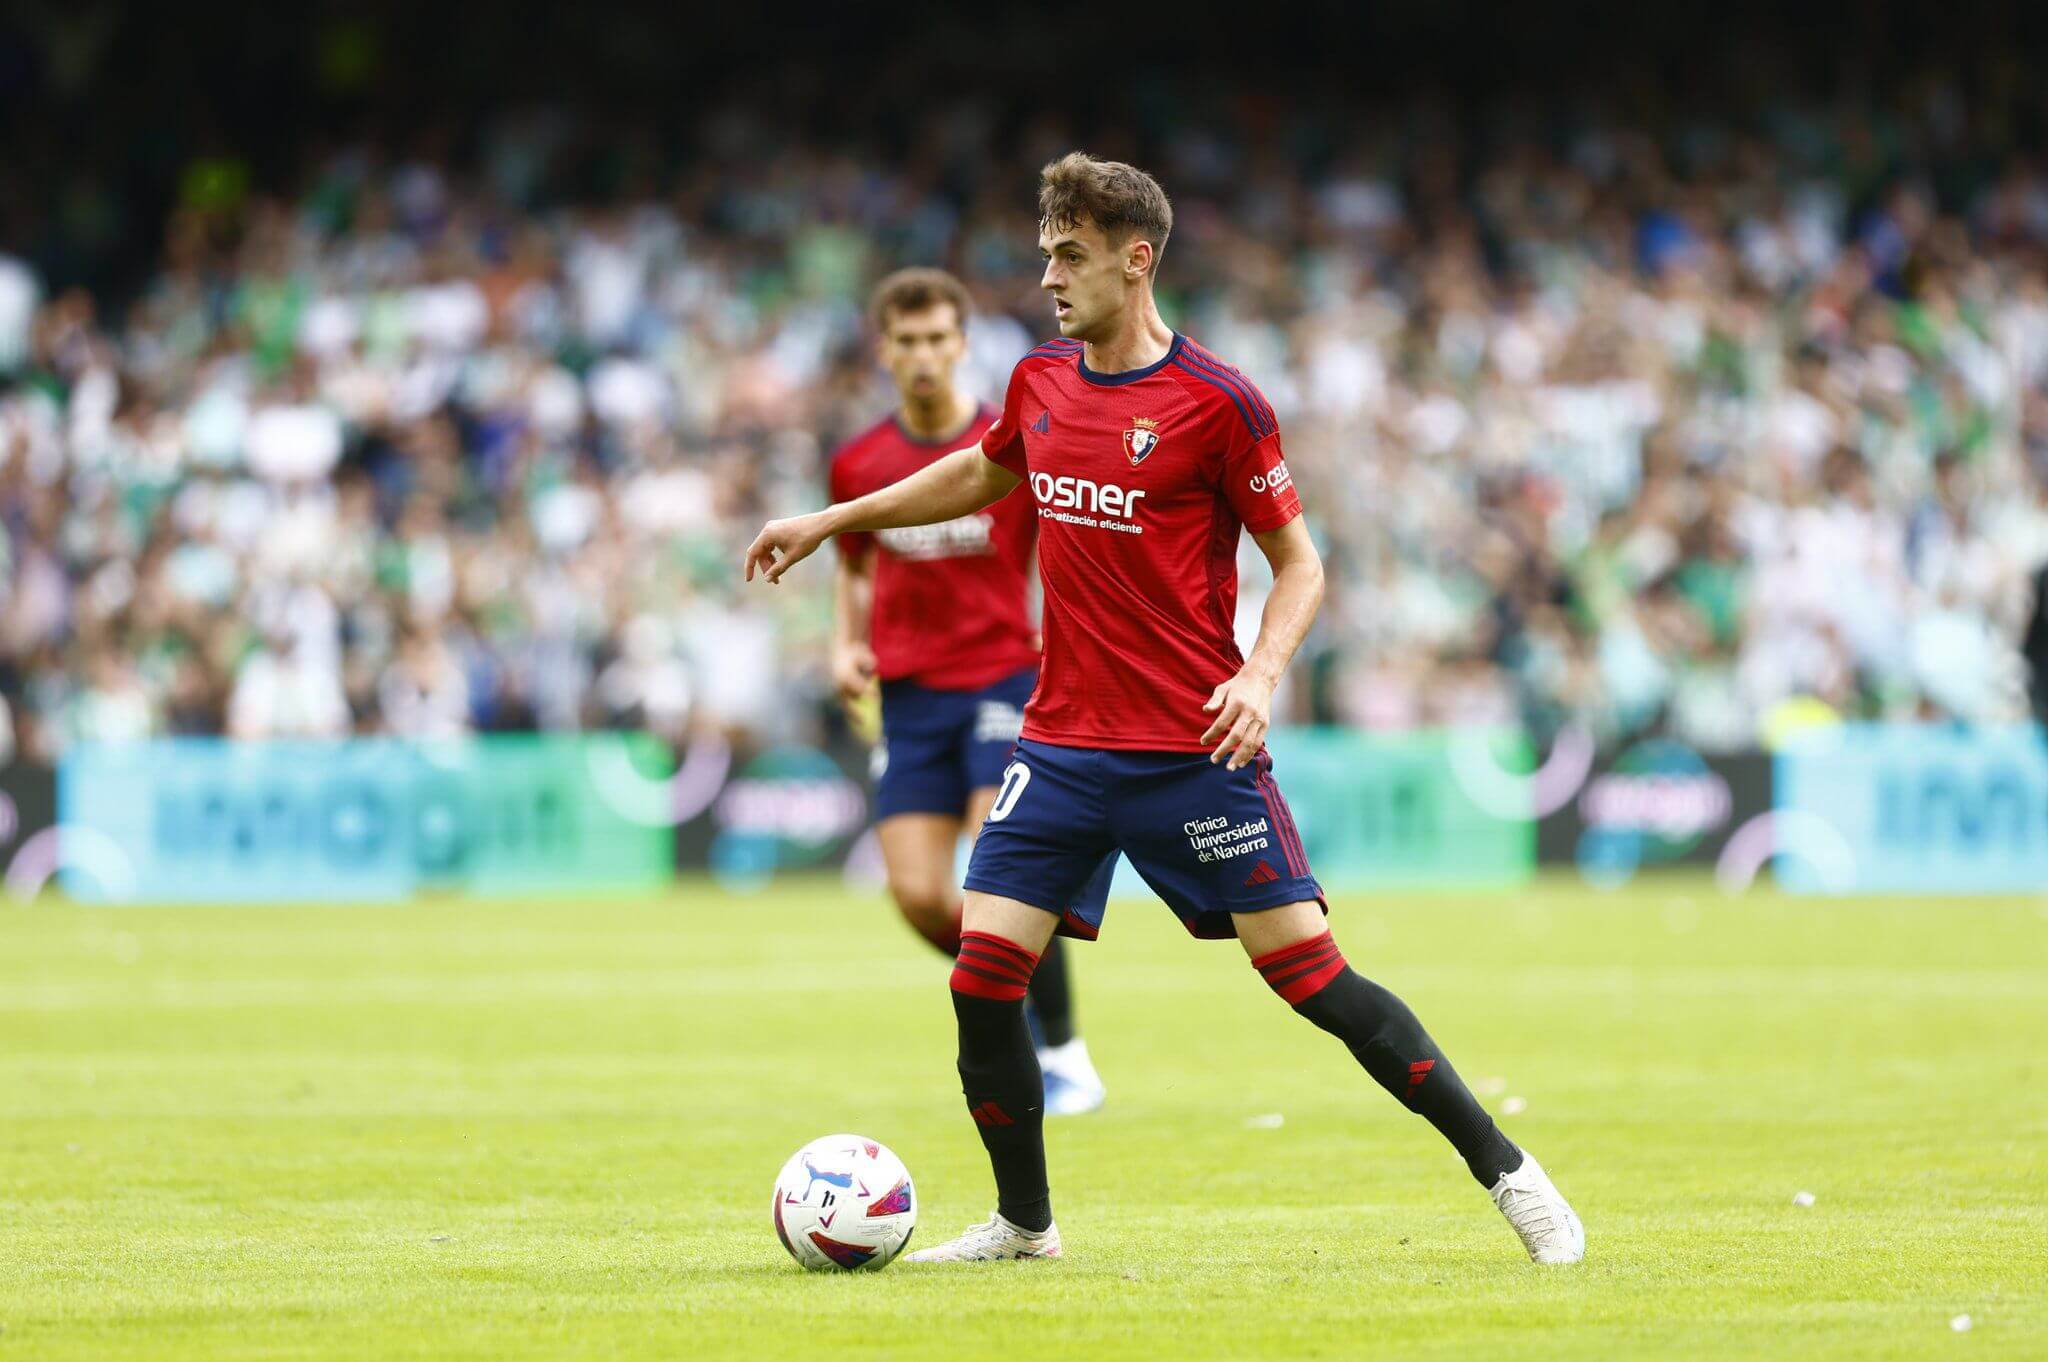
top-left (888, 876), bottom-right (955, 931)
top-left (948, 930), bottom-right (1039, 1003)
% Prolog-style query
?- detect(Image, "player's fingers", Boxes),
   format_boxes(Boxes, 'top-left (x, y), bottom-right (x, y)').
top-left (746, 528), bottom-right (784, 581)
top-left (1202, 682), bottom-right (1227, 712)
top-left (1227, 717), bottom-right (1266, 770)
top-left (1210, 709), bottom-right (1251, 765)
top-left (1199, 695), bottom-right (1239, 746)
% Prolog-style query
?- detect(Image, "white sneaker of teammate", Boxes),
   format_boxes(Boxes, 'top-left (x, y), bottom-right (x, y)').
top-left (905, 1211), bottom-right (1062, 1262)
top-left (1489, 1152), bottom-right (1585, 1264)
top-left (1038, 1038), bottom-right (1107, 1116)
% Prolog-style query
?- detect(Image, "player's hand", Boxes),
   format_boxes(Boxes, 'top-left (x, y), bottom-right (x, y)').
top-left (1200, 668), bottom-right (1275, 771)
top-left (744, 512), bottom-right (832, 584)
top-left (831, 641), bottom-right (878, 704)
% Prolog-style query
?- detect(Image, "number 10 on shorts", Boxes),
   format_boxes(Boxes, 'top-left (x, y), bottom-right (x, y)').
top-left (987, 761), bottom-right (1031, 821)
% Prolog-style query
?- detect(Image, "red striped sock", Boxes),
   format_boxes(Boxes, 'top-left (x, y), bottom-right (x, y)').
top-left (950, 930), bottom-right (1039, 1002)
top-left (1251, 930), bottom-right (1348, 1005)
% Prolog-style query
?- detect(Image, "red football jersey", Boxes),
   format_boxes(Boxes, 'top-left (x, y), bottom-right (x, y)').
top-left (829, 406), bottom-right (1041, 690)
top-left (980, 334), bottom-right (1303, 752)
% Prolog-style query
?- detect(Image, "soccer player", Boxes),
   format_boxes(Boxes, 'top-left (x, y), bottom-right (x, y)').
top-left (828, 267), bottom-right (1107, 1115)
top-left (747, 155), bottom-right (1584, 1264)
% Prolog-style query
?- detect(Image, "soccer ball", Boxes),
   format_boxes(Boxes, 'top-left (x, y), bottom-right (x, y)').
top-left (771, 1134), bottom-right (917, 1271)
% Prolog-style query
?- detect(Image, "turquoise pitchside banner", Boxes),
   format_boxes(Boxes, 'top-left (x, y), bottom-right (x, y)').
top-left (1773, 723), bottom-right (2048, 894)
top-left (57, 736), bottom-right (676, 903)
top-left (1103, 726), bottom-right (1536, 897)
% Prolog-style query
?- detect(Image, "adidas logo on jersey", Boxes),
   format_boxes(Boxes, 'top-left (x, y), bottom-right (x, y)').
top-left (1031, 411), bottom-right (1051, 434)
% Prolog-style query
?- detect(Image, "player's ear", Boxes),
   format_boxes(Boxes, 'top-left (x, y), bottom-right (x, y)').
top-left (1126, 239), bottom-right (1154, 283)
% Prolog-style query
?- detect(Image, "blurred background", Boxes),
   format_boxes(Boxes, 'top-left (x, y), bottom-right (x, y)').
top-left (8, 0), bottom-right (2048, 897)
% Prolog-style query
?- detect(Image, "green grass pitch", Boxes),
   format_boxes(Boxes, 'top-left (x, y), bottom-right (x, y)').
top-left (2, 874), bottom-right (2044, 1360)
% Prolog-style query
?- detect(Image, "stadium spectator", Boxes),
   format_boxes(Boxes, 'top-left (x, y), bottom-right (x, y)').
top-left (9, 86), bottom-right (2048, 758)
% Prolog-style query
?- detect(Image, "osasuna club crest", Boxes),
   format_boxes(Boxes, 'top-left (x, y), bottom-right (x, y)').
top-left (1123, 417), bottom-right (1160, 465)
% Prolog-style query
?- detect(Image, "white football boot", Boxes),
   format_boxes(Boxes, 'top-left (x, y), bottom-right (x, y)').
top-left (1489, 1152), bottom-right (1585, 1264)
top-left (1038, 1038), bottom-right (1107, 1116)
top-left (904, 1211), bottom-right (1062, 1262)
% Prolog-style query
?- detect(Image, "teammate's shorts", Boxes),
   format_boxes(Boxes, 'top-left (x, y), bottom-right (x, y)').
top-left (963, 738), bottom-right (1324, 940)
top-left (874, 665), bottom-right (1038, 819)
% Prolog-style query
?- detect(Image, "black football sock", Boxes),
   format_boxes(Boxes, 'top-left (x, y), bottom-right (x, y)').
top-left (951, 930), bottom-right (1053, 1232)
top-left (1026, 935), bottom-right (1075, 1049)
top-left (1253, 932), bottom-right (1523, 1188)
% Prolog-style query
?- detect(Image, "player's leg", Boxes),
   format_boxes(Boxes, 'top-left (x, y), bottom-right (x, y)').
top-left (872, 679), bottom-right (973, 955)
top-left (959, 668), bottom-right (1104, 1115)
top-left (903, 890), bottom-right (1065, 1263)
top-left (1109, 748), bottom-right (1583, 1263)
top-left (875, 813), bottom-right (966, 955)
top-left (963, 782), bottom-right (1102, 1114)
top-left (907, 742), bottom-right (1113, 1263)
top-left (1233, 902), bottom-right (1583, 1263)
top-left (1233, 901), bottom-right (1518, 1182)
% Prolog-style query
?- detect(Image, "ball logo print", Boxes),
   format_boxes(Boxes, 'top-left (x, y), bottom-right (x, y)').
top-left (771, 1135), bottom-right (917, 1271)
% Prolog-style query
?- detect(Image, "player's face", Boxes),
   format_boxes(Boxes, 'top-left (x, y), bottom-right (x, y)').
top-left (1040, 219), bottom-right (1144, 340)
top-left (878, 304), bottom-right (967, 402)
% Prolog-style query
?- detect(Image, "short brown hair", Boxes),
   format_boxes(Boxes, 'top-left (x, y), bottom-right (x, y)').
top-left (868, 267), bottom-right (972, 332)
top-left (1038, 152), bottom-right (1173, 272)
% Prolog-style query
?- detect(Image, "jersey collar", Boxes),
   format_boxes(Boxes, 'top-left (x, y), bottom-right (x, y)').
top-left (1077, 332), bottom-right (1184, 387)
top-left (893, 400), bottom-right (987, 447)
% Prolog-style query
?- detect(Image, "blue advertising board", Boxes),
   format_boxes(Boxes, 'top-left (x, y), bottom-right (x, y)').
top-left (1773, 724), bottom-right (2048, 893)
top-left (58, 736), bottom-right (676, 903)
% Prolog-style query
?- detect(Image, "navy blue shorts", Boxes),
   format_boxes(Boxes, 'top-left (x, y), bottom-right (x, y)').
top-left (964, 739), bottom-right (1324, 940)
top-left (874, 666), bottom-right (1038, 819)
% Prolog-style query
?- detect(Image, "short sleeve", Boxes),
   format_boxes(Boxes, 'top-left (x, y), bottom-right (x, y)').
top-left (827, 452), bottom-right (873, 560)
top-left (1222, 431), bottom-right (1302, 533)
top-left (980, 362), bottom-right (1030, 478)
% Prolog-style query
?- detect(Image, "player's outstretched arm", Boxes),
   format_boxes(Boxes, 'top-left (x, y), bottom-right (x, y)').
top-left (744, 447), bottom-right (1020, 584)
top-left (1200, 517), bottom-right (1324, 769)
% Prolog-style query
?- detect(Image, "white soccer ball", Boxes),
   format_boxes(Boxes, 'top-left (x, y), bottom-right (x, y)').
top-left (771, 1134), bottom-right (917, 1271)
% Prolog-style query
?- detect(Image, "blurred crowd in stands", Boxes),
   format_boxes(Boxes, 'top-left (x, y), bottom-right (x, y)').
top-left (9, 80), bottom-right (2048, 762)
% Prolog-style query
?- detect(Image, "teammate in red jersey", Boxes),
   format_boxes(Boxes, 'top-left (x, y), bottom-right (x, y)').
top-left (749, 156), bottom-right (1583, 1264)
top-left (828, 268), bottom-right (1107, 1115)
